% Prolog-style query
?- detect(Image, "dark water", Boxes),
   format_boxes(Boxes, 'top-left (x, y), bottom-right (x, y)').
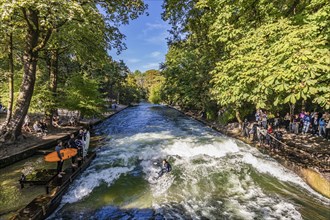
top-left (1, 104), bottom-right (329, 219)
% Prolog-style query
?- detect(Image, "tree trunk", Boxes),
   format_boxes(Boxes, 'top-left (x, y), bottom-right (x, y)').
top-left (5, 33), bottom-right (14, 126)
top-left (235, 109), bottom-right (243, 129)
top-left (301, 100), bottom-right (305, 112)
top-left (289, 103), bottom-right (295, 116)
top-left (45, 49), bottom-right (59, 127)
top-left (1, 10), bottom-right (39, 141)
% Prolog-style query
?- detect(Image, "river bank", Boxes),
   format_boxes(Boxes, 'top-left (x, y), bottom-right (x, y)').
top-left (0, 105), bottom-right (127, 219)
top-left (169, 106), bottom-right (330, 199)
top-left (0, 105), bottom-right (127, 167)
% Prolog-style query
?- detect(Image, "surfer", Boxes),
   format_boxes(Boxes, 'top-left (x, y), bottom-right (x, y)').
top-left (68, 134), bottom-right (79, 165)
top-left (55, 140), bottom-right (65, 177)
top-left (157, 159), bottom-right (172, 178)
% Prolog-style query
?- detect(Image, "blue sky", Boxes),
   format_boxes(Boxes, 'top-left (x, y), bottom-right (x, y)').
top-left (109, 0), bottom-right (170, 73)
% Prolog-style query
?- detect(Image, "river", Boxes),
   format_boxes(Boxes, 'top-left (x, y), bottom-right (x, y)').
top-left (1, 104), bottom-right (329, 219)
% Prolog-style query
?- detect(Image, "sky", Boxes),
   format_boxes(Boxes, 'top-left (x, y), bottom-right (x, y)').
top-left (109, 0), bottom-right (170, 73)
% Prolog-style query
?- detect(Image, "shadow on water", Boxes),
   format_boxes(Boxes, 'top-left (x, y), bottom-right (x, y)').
top-left (51, 204), bottom-right (193, 220)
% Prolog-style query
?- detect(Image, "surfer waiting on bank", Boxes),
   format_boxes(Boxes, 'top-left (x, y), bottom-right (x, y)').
top-left (55, 140), bottom-right (65, 178)
top-left (157, 159), bottom-right (172, 178)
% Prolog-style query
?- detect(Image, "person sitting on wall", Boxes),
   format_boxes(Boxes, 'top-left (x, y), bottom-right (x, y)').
top-left (52, 115), bottom-right (61, 128)
top-left (33, 121), bottom-right (43, 136)
top-left (23, 115), bottom-right (31, 133)
top-left (40, 119), bottom-right (48, 135)
top-left (69, 116), bottom-right (77, 126)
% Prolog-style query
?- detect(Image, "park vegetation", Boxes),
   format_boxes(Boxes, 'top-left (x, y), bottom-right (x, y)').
top-left (159, 0), bottom-right (330, 123)
top-left (1, 0), bottom-right (329, 141)
top-left (0, 0), bottom-right (147, 141)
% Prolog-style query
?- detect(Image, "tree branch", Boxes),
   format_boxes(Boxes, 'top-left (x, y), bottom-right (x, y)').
top-left (21, 8), bottom-right (33, 30)
top-left (34, 29), bottom-right (52, 52)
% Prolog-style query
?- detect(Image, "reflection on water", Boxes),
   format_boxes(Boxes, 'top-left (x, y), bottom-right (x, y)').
top-left (1, 104), bottom-right (329, 219)
top-left (0, 156), bottom-right (70, 219)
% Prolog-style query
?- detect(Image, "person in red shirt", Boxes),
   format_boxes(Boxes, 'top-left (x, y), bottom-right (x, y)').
top-left (266, 124), bottom-right (273, 145)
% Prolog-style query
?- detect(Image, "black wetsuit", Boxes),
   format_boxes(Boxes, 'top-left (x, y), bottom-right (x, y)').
top-left (158, 162), bottom-right (172, 178)
top-left (55, 145), bottom-right (63, 174)
top-left (68, 138), bottom-right (78, 163)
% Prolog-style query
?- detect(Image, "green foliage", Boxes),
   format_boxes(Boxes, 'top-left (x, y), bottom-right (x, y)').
top-left (0, 0), bottom-right (147, 126)
top-left (59, 73), bottom-right (104, 117)
top-left (161, 0), bottom-right (330, 123)
top-left (149, 83), bottom-right (163, 104)
top-left (29, 83), bottom-right (55, 114)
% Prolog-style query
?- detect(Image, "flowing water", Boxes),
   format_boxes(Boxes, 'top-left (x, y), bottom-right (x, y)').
top-left (48, 104), bottom-right (329, 219)
top-left (1, 104), bottom-right (329, 219)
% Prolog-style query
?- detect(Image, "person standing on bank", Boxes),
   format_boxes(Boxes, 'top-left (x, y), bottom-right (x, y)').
top-left (68, 134), bottom-right (79, 165)
top-left (56, 140), bottom-right (65, 177)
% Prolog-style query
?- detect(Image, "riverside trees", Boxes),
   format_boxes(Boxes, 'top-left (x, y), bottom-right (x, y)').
top-left (0, 0), bottom-right (146, 141)
top-left (161, 0), bottom-right (330, 121)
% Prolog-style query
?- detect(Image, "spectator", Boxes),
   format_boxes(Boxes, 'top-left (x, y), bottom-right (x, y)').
top-left (302, 112), bottom-right (311, 134)
top-left (251, 123), bottom-right (259, 141)
top-left (273, 130), bottom-right (283, 148)
top-left (69, 116), bottom-right (76, 126)
top-left (261, 111), bottom-right (268, 129)
top-left (299, 111), bottom-right (305, 131)
top-left (292, 114), bottom-right (300, 134)
top-left (23, 115), bottom-right (31, 133)
top-left (40, 119), bottom-right (48, 135)
top-left (52, 115), bottom-right (61, 127)
top-left (284, 113), bottom-right (291, 131)
top-left (0, 103), bottom-right (6, 113)
top-left (319, 116), bottom-right (326, 137)
top-left (255, 109), bottom-right (261, 123)
top-left (33, 121), bottom-right (43, 136)
top-left (68, 133), bottom-right (80, 165)
top-left (326, 120), bottom-right (330, 141)
top-left (311, 114), bottom-right (319, 136)
top-left (242, 119), bottom-right (250, 138)
top-left (266, 124), bottom-right (273, 145)
top-left (273, 113), bottom-right (281, 130)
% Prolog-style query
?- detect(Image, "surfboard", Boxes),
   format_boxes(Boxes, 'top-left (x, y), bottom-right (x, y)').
top-left (44, 148), bottom-right (77, 162)
top-left (83, 131), bottom-right (90, 158)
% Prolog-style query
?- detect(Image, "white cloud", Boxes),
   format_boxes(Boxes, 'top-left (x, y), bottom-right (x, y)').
top-left (145, 31), bottom-right (168, 45)
top-left (142, 62), bottom-right (160, 69)
top-left (146, 22), bottom-right (168, 30)
top-left (150, 51), bottom-right (161, 58)
top-left (127, 58), bottom-right (141, 63)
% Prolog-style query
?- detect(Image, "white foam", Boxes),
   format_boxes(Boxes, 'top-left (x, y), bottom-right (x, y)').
top-left (62, 166), bottom-right (133, 203)
top-left (164, 139), bottom-right (239, 158)
top-left (241, 152), bottom-right (330, 202)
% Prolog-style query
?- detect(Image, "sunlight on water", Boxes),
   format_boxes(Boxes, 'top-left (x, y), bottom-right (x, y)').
top-left (46, 104), bottom-right (329, 220)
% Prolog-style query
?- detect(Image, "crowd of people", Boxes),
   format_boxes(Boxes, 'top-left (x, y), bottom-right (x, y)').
top-left (55, 128), bottom-right (88, 178)
top-left (22, 114), bottom-right (66, 136)
top-left (242, 110), bottom-right (330, 147)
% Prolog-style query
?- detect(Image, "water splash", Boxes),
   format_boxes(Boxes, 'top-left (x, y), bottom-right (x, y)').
top-left (62, 166), bottom-right (134, 204)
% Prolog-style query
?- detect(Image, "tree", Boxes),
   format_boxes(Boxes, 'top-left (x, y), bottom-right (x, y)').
top-left (161, 0), bottom-right (330, 123)
top-left (0, 0), bottom-right (146, 141)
